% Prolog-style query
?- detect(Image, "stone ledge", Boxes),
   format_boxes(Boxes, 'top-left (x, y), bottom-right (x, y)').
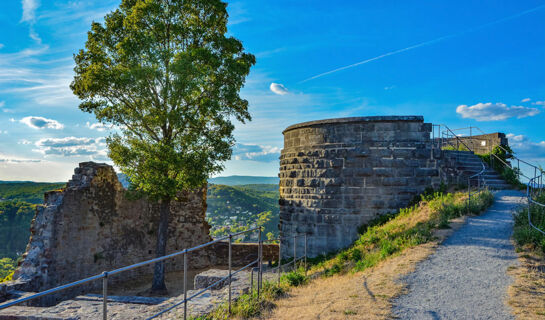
top-left (283, 116), bottom-right (424, 133)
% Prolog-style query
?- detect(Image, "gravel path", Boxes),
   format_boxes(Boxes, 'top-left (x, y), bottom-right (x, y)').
top-left (393, 190), bottom-right (525, 320)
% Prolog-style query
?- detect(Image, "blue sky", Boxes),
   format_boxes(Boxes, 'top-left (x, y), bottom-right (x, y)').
top-left (0, 0), bottom-right (544, 182)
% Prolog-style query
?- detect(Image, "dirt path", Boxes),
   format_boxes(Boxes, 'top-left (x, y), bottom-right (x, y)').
top-left (392, 190), bottom-right (524, 319)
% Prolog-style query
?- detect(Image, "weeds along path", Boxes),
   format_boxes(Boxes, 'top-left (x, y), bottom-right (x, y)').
top-left (393, 190), bottom-right (525, 320)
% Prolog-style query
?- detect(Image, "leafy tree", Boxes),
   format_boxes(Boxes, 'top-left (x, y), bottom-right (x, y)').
top-left (71, 0), bottom-right (255, 292)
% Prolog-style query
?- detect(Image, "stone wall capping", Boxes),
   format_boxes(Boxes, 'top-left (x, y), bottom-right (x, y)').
top-left (283, 116), bottom-right (424, 134)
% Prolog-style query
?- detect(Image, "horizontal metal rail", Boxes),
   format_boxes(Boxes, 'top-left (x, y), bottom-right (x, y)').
top-left (146, 259), bottom-right (259, 320)
top-left (0, 226), bottom-right (262, 320)
top-left (527, 175), bottom-right (545, 235)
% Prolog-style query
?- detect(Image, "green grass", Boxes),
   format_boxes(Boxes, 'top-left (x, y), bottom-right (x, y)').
top-left (314, 190), bottom-right (493, 276)
top-left (442, 145), bottom-right (470, 151)
top-left (189, 275), bottom-right (296, 320)
top-left (513, 192), bottom-right (545, 254)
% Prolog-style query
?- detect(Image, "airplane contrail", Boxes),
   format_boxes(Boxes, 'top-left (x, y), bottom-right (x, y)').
top-left (300, 4), bottom-right (545, 83)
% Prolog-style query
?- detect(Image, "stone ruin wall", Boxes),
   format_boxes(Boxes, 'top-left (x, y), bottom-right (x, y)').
top-left (441, 132), bottom-right (508, 155)
top-left (12, 162), bottom-right (212, 302)
top-left (279, 116), bottom-right (443, 258)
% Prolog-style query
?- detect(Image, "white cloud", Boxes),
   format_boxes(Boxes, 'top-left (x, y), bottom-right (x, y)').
top-left (86, 121), bottom-right (112, 132)
top-left (0, 156), bottom-right (74, 182)
top-left (521, 98), bottom-right (531, 103)
top-left (506, 133), bottom-right (545, 167)
top-left (9, 118), bottom-right (15, 122)
top-left (533, 101), bottom-right (545, 106)
top-left (0, 101), bottom-right (4, 108)
top-left (232, 143), bottom-right (281, 162)
top-left (18, 139), bottom-right (32, 145)
top-left (21, 0), bottom-right (39, 22)
top-left (20, 0), bottom-right (41, 43)
top-left (33, 136), bottom-right (107, 159)
top-left (270, 82), bottom-right (289, 95)
top-left (20, 116), bottom-right (64, 129)
top-left (456, 102), bottom-right (540, 121)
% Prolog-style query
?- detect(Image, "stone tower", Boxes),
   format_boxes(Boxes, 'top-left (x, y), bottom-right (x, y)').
top-left (279, 116), bottom-right (440, 257)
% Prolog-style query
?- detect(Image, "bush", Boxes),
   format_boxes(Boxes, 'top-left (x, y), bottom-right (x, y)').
top-left (282, 269), bottom-right (308, 286)
top-left (513, 193), bottom-right (545, 254)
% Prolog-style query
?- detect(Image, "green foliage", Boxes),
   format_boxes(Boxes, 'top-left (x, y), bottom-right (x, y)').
top-left (513, 193), bottom-right (545, 254)
top-left (320, 190), bottom-right (493, 275)
top-left (478, 144), bottom-right (525, 188)
top-left (0, 257), bottom-right (16, 282)
top-left (442, 144), bottom-right (469, 151)
top-left (0, 201), bottom-right (37, 259)
top-left (71, 0), bottom-right (256, 201)
top-left (0, 182), bottom-right (64, 204)
top-left (206, 184), bottom-right (279, 240)
top-left (281, 268), bottom-right (308, 286)
top-left (194, 281), bottom-right (286, 319)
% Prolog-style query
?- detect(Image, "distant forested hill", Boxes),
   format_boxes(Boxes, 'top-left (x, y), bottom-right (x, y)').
top-left (0, 182), bottom-right (65, 204)
top-left (0, 181), bottom-right (64, 281)
top-left (206, 184), bottom-right (279, 240)
top-left (208, 175), bottom-right (279, 186)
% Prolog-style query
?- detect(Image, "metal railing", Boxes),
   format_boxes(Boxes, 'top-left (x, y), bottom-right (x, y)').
top-left (432, 124), bottom-right (474, 153)
top-left (440, 125), bottom-right (545, 234)
top-left (527, 174), bottom-right (545, 235)
top-left (467, 161), bottom-right (487, 214)
top-left (432, 124), bottom-right (489, 211)
top-left (0, 226), bottom-right (266, 320)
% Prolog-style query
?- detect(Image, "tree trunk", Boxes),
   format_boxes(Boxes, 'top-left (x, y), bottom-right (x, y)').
top-left (151, 199), bottom-right (170, 293)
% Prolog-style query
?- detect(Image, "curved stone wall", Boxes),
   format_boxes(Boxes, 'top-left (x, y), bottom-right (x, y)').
top-left (279, 116), bottom-right (439, 257)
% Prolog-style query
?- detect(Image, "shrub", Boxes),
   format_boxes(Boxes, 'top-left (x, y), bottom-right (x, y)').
top-left (282, 269), bottom-right (308, 286)
top-left (513, 193), bottom-right (545, 254)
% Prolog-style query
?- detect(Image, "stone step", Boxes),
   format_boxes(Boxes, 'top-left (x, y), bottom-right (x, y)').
top-left (486, 184), bottom-right (512, 190)
top-left (483, 179), bottom-right (508, 184)
top-left (457, 158), bottom-right (484, 163)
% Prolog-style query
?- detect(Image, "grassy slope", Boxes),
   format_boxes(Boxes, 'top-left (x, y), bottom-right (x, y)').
top-left (197, 189), bottom-right (494, 320)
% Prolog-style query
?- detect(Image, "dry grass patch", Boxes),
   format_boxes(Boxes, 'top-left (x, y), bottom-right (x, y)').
top-left (508, 250), bottom-right (545, 319)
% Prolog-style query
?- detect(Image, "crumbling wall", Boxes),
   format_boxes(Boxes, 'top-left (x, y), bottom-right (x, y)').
top-left (442, 132), bottom-right (508, 154)
top-left (13, 162), bottom-right (212, 303)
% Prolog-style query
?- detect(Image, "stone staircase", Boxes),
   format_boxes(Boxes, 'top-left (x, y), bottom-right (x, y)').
top-left (443, 150), bottom-right (511, 190)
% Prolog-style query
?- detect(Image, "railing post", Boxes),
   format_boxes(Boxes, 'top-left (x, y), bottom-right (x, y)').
top-left (183, 251), bottom-right (188, 320)
top-left (258, 227), bottom-right (262, 299)
top-left (102, 271), bottom-right (108, 320)
top-left (228, 234), bottom-right (232, 314)
top-left (304, 233), bottom-right (308, 277)
top-left (250, 267), bottom-right (254, 295)
top-left (278, 238), bottom-right (282, 285)
top-left (467, 179), bottom-right (471, 214)
top-left (293, 234), bottom-right (297, 272)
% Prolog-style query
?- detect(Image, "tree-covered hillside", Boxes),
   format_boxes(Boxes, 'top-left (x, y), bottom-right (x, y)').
top-left (206, 184), bottom-right (279, 241)
top-left (0, 182), bottom-right (63, 282)
top-left (0, 182), bottom-right (65, 204)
